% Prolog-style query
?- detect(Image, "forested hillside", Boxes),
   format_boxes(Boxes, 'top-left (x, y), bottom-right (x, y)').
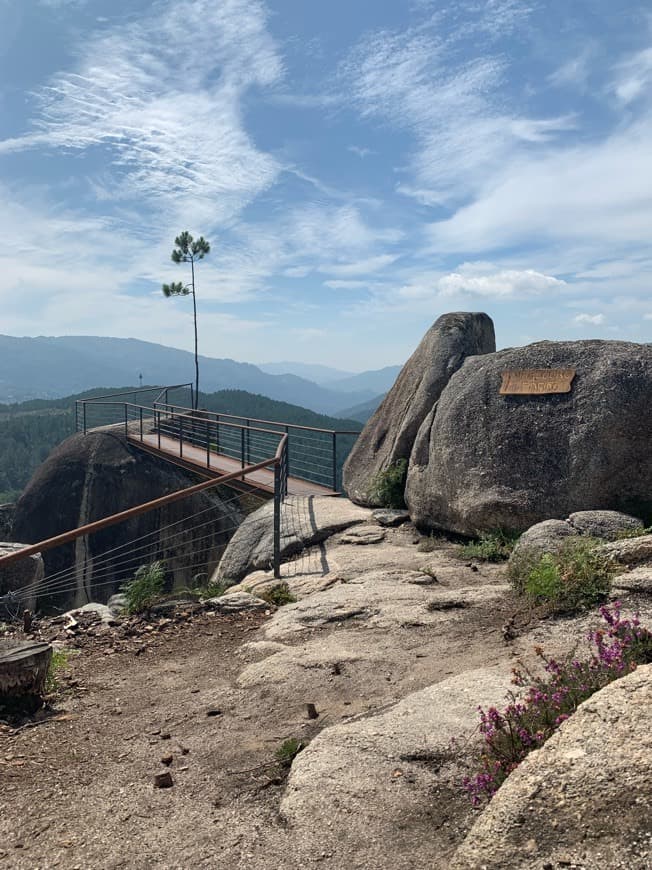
top-left (0, 388), bottom-right (361, 504)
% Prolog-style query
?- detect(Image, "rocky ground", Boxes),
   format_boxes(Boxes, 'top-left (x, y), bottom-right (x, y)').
top-left (1, 498), bottom-right (651, 869)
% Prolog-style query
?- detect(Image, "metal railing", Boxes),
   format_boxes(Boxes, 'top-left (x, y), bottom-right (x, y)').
top-left (152, 402), bottom-right (360, 491)
top-left (75, 384), bottom-right (193, 434)
top-left (0, 428), bottom-right (290, 615)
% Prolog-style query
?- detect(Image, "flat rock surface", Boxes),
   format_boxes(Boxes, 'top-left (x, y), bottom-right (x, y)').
top-left (452, 664), bottom-right (652, 870)
top-left (214, 496), bottom-right (372, 584)
top-left (599, 534), bottom-right (652, 566)
top-left (281, 668), bottom-right (513, 870)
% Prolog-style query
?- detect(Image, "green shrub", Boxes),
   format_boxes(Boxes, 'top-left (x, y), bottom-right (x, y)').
top-left (45, 649), bottom-right (71, 694)
top-left (513, 539), bottom-right (613, 613)
top-left (369, 459), bottom-right (408, 509)
top-left (258, 582), bottom-right (296, 607)
top-left (121, 561), bottom-right (166, 614)
top-left (459, 530), bottom-right (518, 562)
top-left (275, 737), bottom-right (305, 769)
top-left (615, 525), bottom-right (651, 539)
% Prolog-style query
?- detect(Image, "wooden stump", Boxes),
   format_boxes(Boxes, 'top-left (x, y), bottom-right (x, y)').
top-left (0, 640), bottom-right (53, 701)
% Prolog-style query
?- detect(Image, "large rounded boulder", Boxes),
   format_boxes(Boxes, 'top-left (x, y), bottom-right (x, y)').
top-left (12, 431), bottom-right (241, 611)
top-left (343, 312), bottom-right (496, 506)
top-left (406, 340), bottom-right (652, 535)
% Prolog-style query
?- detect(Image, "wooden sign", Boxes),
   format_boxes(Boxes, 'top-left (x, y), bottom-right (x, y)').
top-left (499, 368), bottom-right (575, 396)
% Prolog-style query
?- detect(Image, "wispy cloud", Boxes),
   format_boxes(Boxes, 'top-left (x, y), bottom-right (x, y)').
top-left (574, 313), bottom-right (606, 325)
top-left (338, 4), bottom-right (574, 206)
top-left (611, 45), bottom-right (652, 104)
top-left (0, 0), bottom-right (283, 226)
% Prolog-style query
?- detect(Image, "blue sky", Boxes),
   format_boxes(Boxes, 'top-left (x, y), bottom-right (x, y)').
top-left (1, 0), bottom-right (651, 370)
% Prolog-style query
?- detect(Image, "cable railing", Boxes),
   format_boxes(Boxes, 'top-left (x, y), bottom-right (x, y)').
top-left (75, 383), bottom-right (193, 433)
top-left (153, 401), bottom-right (360, 491)
top-left (0, 431), bottom-right (290, 619)
top-left (75, 389), bottom-right (361, 492)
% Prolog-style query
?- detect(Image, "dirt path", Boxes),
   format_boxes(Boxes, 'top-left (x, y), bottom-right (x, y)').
top-left (1, 612), bottom-right (315, 869)
top-left (0, 588), bottom-right (516, 870)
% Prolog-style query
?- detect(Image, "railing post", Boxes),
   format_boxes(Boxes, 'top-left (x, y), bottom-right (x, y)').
top-left (179, 417), bottom-right (184, 458)
top-left (285, 425), bottom-right (289, 475)
top-left (157, 410), bottom-right (161, 450)
top-left (124, 404), bottom-right (128, 437)
top-left (139, 407), bottom-right (143, 441)
top-left (206, 418), bottom-right (211, 469)
top-left (240, 427), bottom-right (245, 469)
top-left (215, 415), bottom-right (220, 453)
top-left (332, 432), bottom-right (337, 492)
top-left (83, 402), bottom-right (87, 435)
top-left (273, 460), bottom-right (282, 579)
top-left (246, 419), bottom-right (250, 464)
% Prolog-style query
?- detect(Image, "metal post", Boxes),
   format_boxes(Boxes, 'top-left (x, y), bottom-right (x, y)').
top-left (215, 415), bottom-right (220, 453)
top-left (240, 427), bottom-right (245, 468)
top-left (332, 432), bottom-right (337, 492)
top-left (83, 403), bottom-right (87, 435)
top-left (179, 417), bottom-right (184, 458)
top-left (273, 460), bottom-right (282, 579)
top-left (124, 404), bottom-right (128, 437)
top-left (246, 420), bottom-right (250, 464)
top-left (157, 410), bottom-right (161, 450)
top-left (285, 425), bottom-right (289, 475)
top-left (139, 407), bottom-right (143, 441)
top-left (206, 418), bottom-right (211, 469)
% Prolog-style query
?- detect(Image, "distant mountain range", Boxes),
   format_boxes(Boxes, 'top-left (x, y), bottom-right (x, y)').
top-left (0, 335), bottom-right (402, 416)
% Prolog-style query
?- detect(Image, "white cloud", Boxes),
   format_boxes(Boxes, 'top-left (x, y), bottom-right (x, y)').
top-left (438, 266), bottom-right (565, 298)
top-left (0, 0), bottom-right (283, 227)
top-left (574, 313), bottom-right (606, 325)
top-left (348, 145), bottom-right (374, 158)
top-left (612, 46), bottom-right (652, 105)
top-left (548, 47), bottom-right (595, 89)
top-left (427, 118), bottom-right (652, 255)
top-left (339, 6), bottom-right (573, 207)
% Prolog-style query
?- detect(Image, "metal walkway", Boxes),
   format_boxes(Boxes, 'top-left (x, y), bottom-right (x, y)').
top-left (76, 387), bottom-right (360, 497)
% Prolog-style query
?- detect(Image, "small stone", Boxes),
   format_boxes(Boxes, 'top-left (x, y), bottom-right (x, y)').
top-left (160, 732), bottom-right (171, 740)
top-left (306, 703), bottom-right (319, 720)
top-left (161, 754), bottom-right (173, 766)
top-left (153, 771), bottom-right (174, 789)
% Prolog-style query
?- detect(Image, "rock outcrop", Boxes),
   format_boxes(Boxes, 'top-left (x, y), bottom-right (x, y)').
top-left (213, 495), bottom-right (371, 584)
top-left (452, 664), bottom-right (652, 869)
top-left (12, 431), bottom-right (241, 611)
top-left (508, 510), bottom-right (644, 572)
top-left (342, 312), bottom-right (495, 506)
top-left (0, 504), bottom-right (14, 539)
top-left (406, 340), bottom-right (652, 535)
top-left (0, 543), bottom-right (44, 614)
top-left (281, 668), bottom-right (513, 869)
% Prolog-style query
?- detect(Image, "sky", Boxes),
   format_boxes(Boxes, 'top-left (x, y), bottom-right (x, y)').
top-left (0, 0), bottom-right (651, 371)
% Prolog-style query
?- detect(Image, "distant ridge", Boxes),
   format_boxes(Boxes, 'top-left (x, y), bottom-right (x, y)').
top-left (0, 335), bottom-right (380, 415)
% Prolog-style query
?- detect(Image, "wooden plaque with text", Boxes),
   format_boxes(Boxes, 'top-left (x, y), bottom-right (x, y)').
top-left (499, 368), bottom-right (576, 395)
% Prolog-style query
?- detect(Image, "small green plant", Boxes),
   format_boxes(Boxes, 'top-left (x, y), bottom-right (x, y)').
top-left (258, 583), bottom-right (296, 607)
top-left (511, 539), bottom-right (613, 613)
top-left (459, 530), bottom-right (518, 563)
top-left (615, 525), bottom-right (651, 539)
top-left (45, 649), bottom-right (71, 694)
top-left (197, 579), bottom-right (233, 599)
top-left (121, 561), bottom-right (166, 614)
top-left (369, 459), bottom-right (408, 509)
top-left (275, 737), bottom-right (305, 769)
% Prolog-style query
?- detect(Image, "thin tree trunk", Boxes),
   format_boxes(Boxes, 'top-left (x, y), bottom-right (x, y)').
top-left (191, 257), bottom-right (199, 409)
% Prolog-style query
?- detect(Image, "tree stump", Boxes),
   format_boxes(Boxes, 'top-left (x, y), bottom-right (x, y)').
top-left (0, 640), bottom-right (53, 703)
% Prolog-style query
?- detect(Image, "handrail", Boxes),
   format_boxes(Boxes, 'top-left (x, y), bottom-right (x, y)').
top-left (76, 384), bottom-right (192, 403)
top-left (122, 402), bottom-right (286, 437)
top-left (153, 401), bottom-right (361, 436)
top-left (0, 435), bottom-right (288, 570)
